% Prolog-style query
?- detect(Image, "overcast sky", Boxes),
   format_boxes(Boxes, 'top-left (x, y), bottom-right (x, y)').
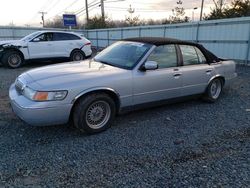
top-left (0, 0), bottom-right (231, 27)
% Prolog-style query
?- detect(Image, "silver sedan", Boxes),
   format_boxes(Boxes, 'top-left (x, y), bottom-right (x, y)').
top-left (9, 37), bottom-right (237, 134)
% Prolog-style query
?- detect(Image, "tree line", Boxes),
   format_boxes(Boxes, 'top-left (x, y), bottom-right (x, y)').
top-left (45, 0), bottom-right (250, 29)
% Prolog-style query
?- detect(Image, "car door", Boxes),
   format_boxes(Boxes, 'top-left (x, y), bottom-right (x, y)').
top-left (53, 33), bottom-right (81, 57)
top-left (178, 45), bottom-right (216, 96)
top-left (133, 44), bottom-right (183, 105)
top-left (28, 32), bottom-right (55, 59)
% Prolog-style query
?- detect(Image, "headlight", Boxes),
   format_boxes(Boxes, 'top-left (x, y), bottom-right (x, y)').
top-left (23, 87), bottom-right (67, 101)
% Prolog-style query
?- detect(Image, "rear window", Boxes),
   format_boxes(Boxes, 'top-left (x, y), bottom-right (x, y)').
top-left (53, 33), bottom-right (81, 41)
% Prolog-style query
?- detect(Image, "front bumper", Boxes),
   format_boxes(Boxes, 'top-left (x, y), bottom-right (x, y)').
top-left (9, 84), bottom-right (73, 126)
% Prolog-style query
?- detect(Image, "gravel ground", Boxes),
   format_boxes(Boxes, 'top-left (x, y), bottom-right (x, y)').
top-left (0, 62), bottom-right (249, 187)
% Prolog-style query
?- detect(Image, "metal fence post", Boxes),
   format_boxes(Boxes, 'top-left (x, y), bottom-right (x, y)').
top-left (195, 22), bottom-right (200, 43)
top-left (12, 27), bottom-right (15, 40)
top-left (163, 26), bottom-right (167, 37)
top-left (245, 22), bottom-right (250, 64)
top-left (107, 30), bottom-right (110, 46)
top-left (85, 30), bottom-right (89, 40)
top-left (96, 30), bottom-right (99, 50)
top-left (121, 28), bottom-right (123, 39)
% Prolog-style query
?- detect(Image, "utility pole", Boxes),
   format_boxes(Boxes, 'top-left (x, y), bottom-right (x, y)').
top-left (219, 0), bottom-right (224, 10)
top-left (200, 0), bottom-right (204, 21)
top-left (100, 0), bottom-right (105, 20)
top-left (39, 11), bottom-right (47, 27)
top-left (85, 0), bottom-right (89, 24)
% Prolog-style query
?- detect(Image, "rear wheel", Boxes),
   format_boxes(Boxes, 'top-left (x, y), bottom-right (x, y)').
top-left (2, 50), bottom-right (23, 68)
top-left (203, 78), bottom-right (223, 102)
top-left (70, 50), bottom-right (86, 61)
top-left (73, 93), bottom-right (116, 134)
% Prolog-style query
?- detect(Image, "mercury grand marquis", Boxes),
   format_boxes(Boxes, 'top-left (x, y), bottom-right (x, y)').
top-left (9, 37), bottom-right (237, 133)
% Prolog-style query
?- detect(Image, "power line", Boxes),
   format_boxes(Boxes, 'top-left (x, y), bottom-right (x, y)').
top-left (76, 4), bottom-right (100, 16)
top-left (64, 0), bottom-right (81, 11)
top-left (75, 0), bottom-right (100, 14)
top-left (27, 0), bottom-right (52, 24)
top-left (75, 1), bottom-right (101, 15)
top-left (45, 0), bottom-right (62, 13)
top-left (40, 0), bottom-right (54, 12)
top-left (47, 0), bottom-right (83, 20)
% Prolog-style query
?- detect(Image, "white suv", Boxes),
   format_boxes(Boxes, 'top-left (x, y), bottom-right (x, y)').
top-left (0, 31), bottom-right (92, 68)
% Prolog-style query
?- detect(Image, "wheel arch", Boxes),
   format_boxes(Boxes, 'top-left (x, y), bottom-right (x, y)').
top-left (69, 87), bottom-right (121, 121)
top-left (208, 75), bottom-right (225, 86)
top-left (70, 48), bottom-right (86, 57)
top-left (3, 47), bottom-right (25, 60)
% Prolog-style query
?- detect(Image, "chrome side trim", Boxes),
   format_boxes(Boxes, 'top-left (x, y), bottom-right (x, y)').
top-left (72, 87), bottom-right (121, 104)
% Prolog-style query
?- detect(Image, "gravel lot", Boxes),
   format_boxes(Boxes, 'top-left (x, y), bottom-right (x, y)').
top-left (0, 61), bottom-right (249, 187)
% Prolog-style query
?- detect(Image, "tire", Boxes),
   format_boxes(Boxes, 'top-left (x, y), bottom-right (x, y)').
top-left (2, 50), bottom-right (24, 68)
top-left (73, 93), bottom-right (116, 134)
top-left (203, 78), bottom-right (223, 103)
top-left (70, 50), bottom-right (86, 61)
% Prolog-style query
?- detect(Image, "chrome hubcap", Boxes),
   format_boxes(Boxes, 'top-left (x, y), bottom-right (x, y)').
top-left (210, 80), bottom-right (222, 99)
top-left (86, 101), bottom-right (111, 129)
top-left (8, 54), bottom-right (21, 66)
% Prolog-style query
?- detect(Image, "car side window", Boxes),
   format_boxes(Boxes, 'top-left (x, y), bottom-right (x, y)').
top-left (180, 45), bottom-right (202, 65)
top-left (34, 33), bottom-right (53, 42)
top-left (53, 33), bottom-right (81, 41)
top-left (147, 45), bottom-right (177, 69)
top-left (195, 47), bottom-right (207, 64)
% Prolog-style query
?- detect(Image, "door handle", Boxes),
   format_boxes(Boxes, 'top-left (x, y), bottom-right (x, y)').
top-left (206, 69), bottom-right (213, 73)
top-left (206, 69), bottom-right (213, 74)
top-left (173, 73), bottom-right (182, 77)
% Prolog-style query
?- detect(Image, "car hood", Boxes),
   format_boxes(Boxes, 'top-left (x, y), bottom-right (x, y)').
top-left (0, 40), bottom-right (24, 47)
top-left (24, 60), bottom-right (129, 90)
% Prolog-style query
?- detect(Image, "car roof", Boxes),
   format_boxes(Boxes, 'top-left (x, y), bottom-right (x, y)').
top-left (123, 37), bottom-right (197, 46)
top-left (39, 30), bottom-right (82, 36)
top-left (123, 37), bottom-right (220, 63)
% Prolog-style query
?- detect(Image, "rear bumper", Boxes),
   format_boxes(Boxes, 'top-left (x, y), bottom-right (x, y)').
top-left (225, 72), bottom-right (237, 87)
top-left (81, 45), bottom-right (92, 57)
top-left (9, 84), bottom-right (72, 126)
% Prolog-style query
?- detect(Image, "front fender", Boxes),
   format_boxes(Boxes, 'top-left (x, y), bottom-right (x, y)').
top-left (72, 87), bottom-right (120, 104)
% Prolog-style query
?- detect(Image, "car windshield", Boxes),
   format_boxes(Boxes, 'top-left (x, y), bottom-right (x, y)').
top-left (21, 31), bottom-right (42, 41)
top-left (94, 41), bottom-right (152, 70)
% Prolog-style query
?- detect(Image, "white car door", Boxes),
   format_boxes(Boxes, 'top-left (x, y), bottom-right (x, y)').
top-left (28, 32), bottom-right (55, 59)
top-left (52, 32), bottom-right (82, 57)
top-left (178, 45), bottom-right (216, 96)
top-left (133, 45), bottom-right (182, 105)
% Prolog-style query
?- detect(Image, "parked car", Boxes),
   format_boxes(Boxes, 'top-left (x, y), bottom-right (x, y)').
top-left (0, 31), bottom-right (92, 68)
top-left (9, 37), bottom-right (237, 134)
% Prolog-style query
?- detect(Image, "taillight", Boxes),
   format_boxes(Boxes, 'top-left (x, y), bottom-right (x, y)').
top-left (85, 42), bottom-right (91, 46)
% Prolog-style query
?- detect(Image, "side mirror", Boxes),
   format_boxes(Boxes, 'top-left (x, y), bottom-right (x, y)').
top-left (32, 38), bottom-right (40, 42)
top-left (142, 61), bottom-right (158, 71)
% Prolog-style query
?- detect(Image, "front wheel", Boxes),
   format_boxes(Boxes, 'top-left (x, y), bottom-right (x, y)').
top-left (70, 50), bottom-right (86, 61)
top-left (2, 51), bottom-right (24, 68)
top-left (73, 93), bottom-right (116, 134)
top-left (203, 78), bottom-right (223, 103)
